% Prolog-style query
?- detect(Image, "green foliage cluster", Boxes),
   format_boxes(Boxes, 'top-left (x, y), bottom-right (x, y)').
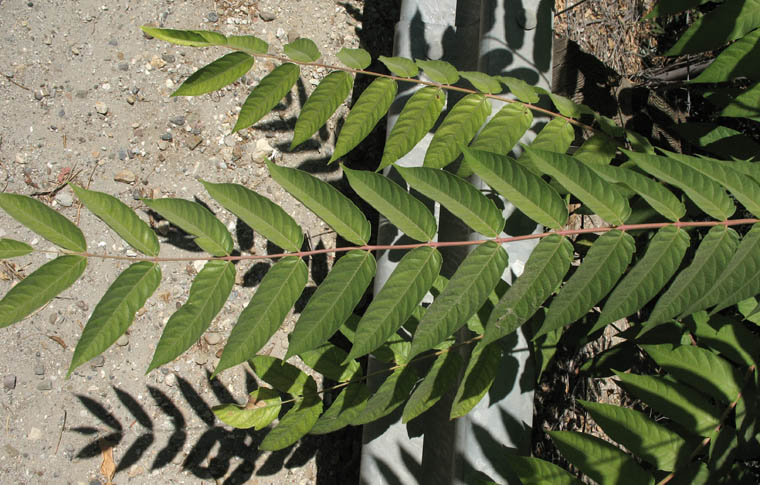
top-left (1, 4), bottom-right (760, 481)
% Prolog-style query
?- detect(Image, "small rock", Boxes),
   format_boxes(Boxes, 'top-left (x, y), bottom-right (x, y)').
top-left (160, 133), bottom-right (173, 142)
top-left (126, 95), bottom-right (136, 105)
top-left (118, 149), bottom-right (127, 161)
top-left (276, 27), bottom-right (286, 39)
top-left (218, 161), bottom-right (227, 170)
top-left (28, 427), bottom-right (42, 440)
top-left (169, 115), bottom-right (185, 126)
top-left (186, 135), bottom-right (203, 150)
top-left (259, 9), bottom-right (276, 21)
top-left (157, 140), bottom-right (169, 151)
top-left (161, 53), bottom-right (175, 64)
top-left (118, 62), bottom-right (129, 71)
top-left (34, 363), bottom-right (45, 376)
top-left (125, 249), bottom-right (137, 257)
top-left (3, 375), bottom-right (16, 390)
top-left (206, 12), bottom-right (219, 22)
top-left (4, 444), bottom-right (20, 457)
top-left (254, 138), bottom-right (274, 159)
top-left (116, 334), bottom-right (129, 346)
top-left (94, 101), bottom-right (108, 115)
top-left (204, 332), bottom-right (223, 345)
top-left (164, 373), bottom-right (176, 387)
top-left (76, 300), bottom-right (88, 311)
top-left (49, 313), bottom-right (58, 324)
top-left (195, 354), bottom-right (208, 365)
top-left (150, 55), bottom-right (166, 70)
top-left (89, 355), bottom-right (105, 368)
top-left (108, 39), bottom-right (118, 46)
top-left (114, 170), bottom-right (137, 184)
top-left (55, 192), bottom-right (73, 207)
top-left (36, 380), bottom-right (52, 391)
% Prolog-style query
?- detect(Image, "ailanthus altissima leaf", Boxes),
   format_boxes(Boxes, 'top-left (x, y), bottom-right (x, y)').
top-left (409, 241), bottom-right (508, 358)
top-left (525, 148), bottom-right (631, 225)
top-left (462, 146), bottom-right (568, 229)
top-left (693, 27), bottom-right (760, 83)
top-left (214, 257), bottom-right (307, 376)
top-left (505, 452), bottom-right (584, 485)
top-left (70, 184), bottom-right (160, 256)
top-left (0, 193), bottom-right (86, 252)
top-left (379, 86), bottom-right (445, 170)
top-left (331, 77), bottom-right (397, 162)
top-left (212, 387), bottom-right (281, 430)
top-left (650, 225), bottom-right (739, 324)
top-left (310, 382), bottom-right (369, 434)
top-left (596, 226), bottom-right (689, 331)
top-left (402, 349), bottom-right (462, 423)
top-left (260, 381), bottom-right (322, 451)
top-left (336, 47), bottom-right (371, 69)
top-left (665, 0), bottom-right (760, 56)
top-left (526, 118), bottom-right (574, 155)
top-left (225, 35), bottom-right (268, 54)
top-left (0, 255), bottom-right (86, 328)
top-left (498, 76), bottom-right (539, 103)
top-left (485, 235), bottom-right (574, 346)
top-left (142, 198), bottom-right (233, 256)
top-left (626, 150), bottom-right (735, 220)
top-left (291, 71), bottom-right (353, 148)
top-left (378, 55), bottom-right (418, 77)
top-left (540, 231), bottom-right (635, 337)
top-left (349, 366), bottom-right (417, 426)
top-left (68, 262), bottom-right (161, 377)
top-left (249, 355), bottom-right (311, 394)
top-left (423, 94), bottom-right (491, 169)
top-left (147, 260), bottom-right (234, 372)
top-left (283, 38), bottom-right (321, 62)
top-left (267, 161), bottom-right (370, 245)
top-left (415, 59), bottom-right (459, 85)
top-left (396, 166), bottom-right (504, 237)
top-left (0, 239), bottom-right (32, 259)
top-left (299, 342), bottom-right (360, 383)
top-left (172, 51), bottom-right (254, 96)
top-left (690, 313), bottom-right (760, 367)
top-left (140, 26), bottom-right (227, 47)
top-left (233, 63), bottom-right (300, 132)
top-left (346, 247), bottom-right (441, 362)
top-left (548, 93), bottom-right (594, 119)
top-left (549, 431), bottom-right (655, 485)
top-left (574, 134), bottom-right (618, 166)
top-left (579, 400), bottom-right (688, 471)
top-left (459, 71), bottom-right (502, 94)
top-left (286, 251), bottom-right (375, 358)
top-left (343, 166), bottom-right (436, 242)
top-left (200, 180), bottom-right (303, 253)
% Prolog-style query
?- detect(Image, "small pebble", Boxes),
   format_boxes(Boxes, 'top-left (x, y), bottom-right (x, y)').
top-left (169, 115), bottom-right (185, 126)
top-left (34, 363), bottom-right (45, 376)
top-left (108, 39), bottom-right (118, 46)
top-left (276, 27), bottom-right (286, 39)
top-left (3, 375), bottom-right (16, 390)
top-left (118, 149), bottom-right (127, 161)
top-left (95, 101), bottom-right (108, 115)
top-left (118, 62), bottom-right (129, 71)
top-left (157, 140), bottom-right (169, 151)
top-left (28, 428), bottom-right (42, 441)
top-left (116, 334), bottom-right (129, 346)
top-left (114, 169), bottom-right (137, 184)
top-left (89, 355), bottom-right (105, 368)
top-left (126, 95), bottom-right (136, 105)
top-left (206, 12), bottom-right (219, 22)
top-left (161, 53), bottom-right (175, 64)
top-left (165, 373), bottom-right (176, 387)
top-left (259, 9), bottom-right (276, 21)
top-left (55, 192), bottom-right (73, 207)
top-left (195, 354), bottom-right (208, 365)
top-left (160, 133), bottom-right (173, 142)
top-left (76, 300), bottom-right (88, 311)
top-left (186, 135), bottom-right (203, 150)
top-left (203, 332), bottom-right (223, 345)
top-left (36, 380), bottom-right (52, 391)
top-left (49, 313), bottom-right (58, 324)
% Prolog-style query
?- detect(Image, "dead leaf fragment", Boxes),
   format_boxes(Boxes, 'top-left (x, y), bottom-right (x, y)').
top-left (47, 335), bottom-right (67, 350)
top-left (99, 438), bottom-right (116, 485)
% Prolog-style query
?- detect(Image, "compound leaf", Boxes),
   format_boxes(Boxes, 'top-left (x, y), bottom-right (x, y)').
top-left (0, 239), bottom-right (32, 259)
top-left (172, 51), bottom-right (254, 96)
top-left (378, 55), bottom-right (419, 77)
top-left (336, 47), bottom-right (371, 69)
top-left (142, 198), bottom-right (233, 256)
top-left (140, 26), bottom-right (227, 47)
top-left (283, 38), bottom-right (321, 62)
top-left (415, 59), bottom-right (459, 84)
top-left (0, 193), bottom-right (86, 252)
top-left (68, 262), bottom-right (161, 377)
top-left (147, 260), bottom-right (234, 372)
top-left (233, 63), bottom-right (300, 132)
top-left (267, 160), bottom-right (370, 245)
top-left (212, 387), bottom-right (281, 430)
top-left (424, 94), bottom-right (491, 169)
top-left (291, 71), bottom-right (353, 149)
top-left (225, 35), bottom-right (268, 54)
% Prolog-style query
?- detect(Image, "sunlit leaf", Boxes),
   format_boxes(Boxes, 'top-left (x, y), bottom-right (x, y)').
top-left (378, 55), bottom-right (419, 77)
top-left (459, 71), bottom-right (502, 94)
top-left (172, 52), bottom-right (254, 96)
top-left (142, 198), bottom-right (233, 256)
top-left (0, 193), bottom-right (86, 252)
top-left (525, 118), bottom-right (573, 155)
top-left (548, 93), bottom-right (594, 119)
top-left (212, 387), bottom-right (281, 430)
top-left (349, 366), bottom-right (417, 425)
top-left (693, 28), bottom-right (760, 82)
top-left (336, 47), bottom-right (371, 69)
top-left (249, 355), bottom-right (312, 395)
top-left (402, 349), bottom-right (462, 423)
top-left (233, 63), bottom-right (300, 132)
top-left (415, 59), bottom-right (459, 84)
top-left (498, 76), bottom-right (539, 103)
top-left (140, 26), bottom-right (227, 47)
top-left (0, 239), bottom-right (32, 259)
top-left (574, 134), bottom-right (618, 166)
top-left (424, 94), bottom-right (491, 169)
top-left (260, 383), bottom-right (321, 451)
top-left (291, 71), bottom-right (353, 148)
top-left (665, 0), bottom-right (760, 55)
top-left (226, 35), bottom-right (268, 54)
top-left (283, 38), bottom-right (321, 62)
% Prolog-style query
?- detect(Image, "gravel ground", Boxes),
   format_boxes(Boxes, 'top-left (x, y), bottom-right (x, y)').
top-left (0, 1), bottom-right (374, 483)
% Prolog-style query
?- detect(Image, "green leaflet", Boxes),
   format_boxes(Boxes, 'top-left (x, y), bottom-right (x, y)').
top-left (664, 151), bottom-right (760, 218)
top-left (549, 431), bottom-right (655, 485)
top-left (336, 47), bottom-right (371, 69)
top-left (409, 242), bottom-right (508, 358)
top-left (574, 134), bottom-right (618, 166)
top-left (249, 355), bottom-right (312, 395)
top-left (462, 146), bottom-right (567, 229)
top-left (459, 71), bottom-right (502, 94)
top-left (665, 0), bottom-right (760, 56)
top-left (347, 247), bottom-right (442, 362)
top-left (650, 225), bottom-right (739, 324)
top-left (331, 78), bottom-right (397, 162)
top-left (615, 371), bottom-right (720, 436)
top-left (589, 165), bottom-right (686, 222)
top-left (68, 262), bottom-right (161, 377)
top-left (266, 160), bottom-right (370, 245)
top-left (172, 52), bottom-right (254, 97)
top-left (526, 118), bottom-right (574, 155)
top-left (299, 342), bottom-right (361, 383)
top-left (214, 257), bottom-right (307, 376)
top-left (642, 344), bottom-right (741, 403)
top-left (310, 382), bottom-right (369, 435)
top-left (260, 382), bottom-right (322, 451)
top-left (626, 150), bottom-right (735, 220)
top-left (233, 63), bottom-right (300, 132)
top-left (378, 55), bottom-right (419, 77)
top-left (212, 388), bottom-right (281, 430)
top-left (548, 93), bottom-right (594, 119)
top-left (450, 341), bottom-right (502, 419)
top-left (484, 234), bottom-right (574, 346)
top-left (415, 59), bottom-right (459, 85)
top-left (283, 38), bottom-right (321, 62)
top-left (0, 193), bottom-right (86, 252)
top-left (540, 231), bottom-right (635, 337)
top-left (200, 180), bottom-right (303, 253)
top-left (379, 86), bottom-right (445, 170)
top-left (70, 184), bottom-right (160, 256)
top-left (423, 94), bottom-right (491, 169)
top-left (690, 314), bottom-right (760, 367)
top-left (225, 35), bottom-right (268, 54)
top-left (673, 123), bottom-right (760, 161)
top-left (0, 239), bottom-right (32, 259)
top-left (286, 251), bottom-right (375, 358)
top-left (596, 226), bottom-right (690, 331)
top-left (505, 452), bottom-right (584, 485)
top-left (349, 366), bottom-right (417, 426)
top-left (646, 0), bottom-right (712, 18)
top-left (343, 166), bottom-right (436, 242)
top-left (142, 198), bottom-right (233, 256)
top-left (0, 255), bottom-right (86, 328)
top-left (140, 26), bottom-right (227, 46)
top-left (498, 76), bottom-right (539, 103)
top-left (579, 400), bottom-right (689, 471)
top-left (693, 28), bottom-right (760, 82)
top-left (458, 103), bottom-right (533, 177)
top-left (403, 350), bottom-right (462, 423)
top-left (524, 148), bottom-right (631, 225)
top-left (688, 223), bottom-right (760, 315)
top-left (291, 71), bottom-right (353, 149)
top-left (147, 260), bottom-right (234, 372)
top-left (396, 166), bottom-right (505, 237)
